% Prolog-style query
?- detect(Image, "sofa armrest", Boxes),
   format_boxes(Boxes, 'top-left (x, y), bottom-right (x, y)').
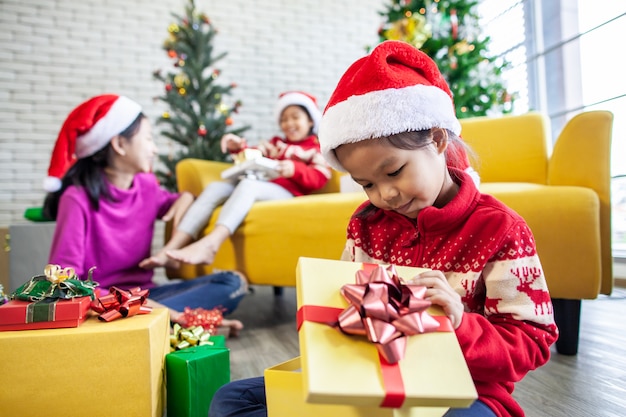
top-left (175, 158), bottom-right (233, 197)
top-left (548, 110), bottom-right (614, 294)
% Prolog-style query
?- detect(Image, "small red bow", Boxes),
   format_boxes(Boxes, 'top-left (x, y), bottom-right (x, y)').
top-left (91, 286), bottom-right (152, 322)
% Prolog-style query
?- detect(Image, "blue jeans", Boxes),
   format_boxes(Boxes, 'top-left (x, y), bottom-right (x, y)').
top-left (149, 271), bottom-right (246, 314)
top-left (208, 377), bottom-right (497, 417)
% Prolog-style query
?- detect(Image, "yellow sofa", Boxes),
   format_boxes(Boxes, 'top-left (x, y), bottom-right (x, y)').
top-left (167, 110), bottom-right (613, 355)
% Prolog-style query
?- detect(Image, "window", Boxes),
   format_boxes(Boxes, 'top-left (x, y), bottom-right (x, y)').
top-left (480, 0), bottom-right (626, 258)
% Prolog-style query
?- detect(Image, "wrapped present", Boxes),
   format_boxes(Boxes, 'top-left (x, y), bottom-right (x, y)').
top-left (166, 333), bottom-right (230, 417)
top-left (0, 296), bottom-right (91, 331)
top-left (1, 264), bottom-right (97, 331)
top-left (0, 308), bottom-right (170, 417)
top-left (268, 257), bottom-right (477, 416)
top-left (265, 357), bottom-right (449, 417)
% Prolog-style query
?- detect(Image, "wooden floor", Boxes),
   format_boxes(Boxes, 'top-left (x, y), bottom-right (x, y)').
top-left (224, 284), bottom-right (626, 417)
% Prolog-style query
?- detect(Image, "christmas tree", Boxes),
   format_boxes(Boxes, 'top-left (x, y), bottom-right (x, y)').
top-left (153, 0), bottom-right (249, 190)
top-left (377, 0), bottom-right (514, 118)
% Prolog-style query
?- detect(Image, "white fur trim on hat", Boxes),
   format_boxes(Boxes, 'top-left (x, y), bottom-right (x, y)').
top-left (319, 84), bottom-right (461, 172)
top-left (43, 177), bottom-right (62, 193)
top-left (74, 95), bottom-right (142, 158)
top-left (273, 92), bottom-right (322, 134)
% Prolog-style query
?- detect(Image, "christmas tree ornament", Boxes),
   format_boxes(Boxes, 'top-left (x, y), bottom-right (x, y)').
top-left (174, 73), bottom-right (189, 88)
top-left (197, 125), bottom-right (207, 136)
top-left (450, 9), bottom-right (458, 39)
top-left (217, 103), bottom-right (229, 115)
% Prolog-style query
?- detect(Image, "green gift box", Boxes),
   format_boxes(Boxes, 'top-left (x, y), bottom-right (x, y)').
top-left (166, 335), bottom-right (230, 417)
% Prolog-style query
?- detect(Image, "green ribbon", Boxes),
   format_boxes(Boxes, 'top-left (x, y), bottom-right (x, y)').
top-left (12, 265), bottom-right (98, 302)
top-left (26, 298), bottom-right (57, 322)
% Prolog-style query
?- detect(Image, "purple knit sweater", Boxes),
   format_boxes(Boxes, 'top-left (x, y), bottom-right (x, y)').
top-left (48, 173), bottom-right (178, 290)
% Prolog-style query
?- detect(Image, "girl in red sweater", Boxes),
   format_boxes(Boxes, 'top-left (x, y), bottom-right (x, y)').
top-left (141, 91), bottom-right (331, 268)
top-left (209, 41), bottom-right (557, 417)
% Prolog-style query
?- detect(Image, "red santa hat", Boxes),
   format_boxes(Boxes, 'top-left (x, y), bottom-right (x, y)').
top-left (44, 94), bottom-right (142, 192)
top-left (273, 91), bottom-right (322, 134)
top-left (318, 40), bottom-right (470, 173)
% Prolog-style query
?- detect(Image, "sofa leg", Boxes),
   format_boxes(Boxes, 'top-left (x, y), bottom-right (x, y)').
top-left (273, 286), bottom-right (284, 297)
top-left (551, 298), bottom-right (581, 355)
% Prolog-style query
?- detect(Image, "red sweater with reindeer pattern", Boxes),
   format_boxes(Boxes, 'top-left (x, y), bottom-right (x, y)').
top-left (341, 168), bottom-right (558, 417)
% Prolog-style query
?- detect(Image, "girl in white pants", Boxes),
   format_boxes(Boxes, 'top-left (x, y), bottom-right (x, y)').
top-left (140, 91), bottom-right (331, 269)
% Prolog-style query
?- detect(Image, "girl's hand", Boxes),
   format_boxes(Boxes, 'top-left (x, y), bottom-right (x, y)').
top-left (275, 160), bottom-right (295, 178)
top-left (220, 134), bottom-right (246, 153)
top-left (408, 270), bottom-right (464, 329)
top-left (162, 191), bottom-right (194, 228)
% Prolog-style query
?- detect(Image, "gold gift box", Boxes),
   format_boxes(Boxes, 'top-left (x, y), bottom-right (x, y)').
top-left (265, 356), bottom-right (450, 417)
top-left (268, 257), bottom-right (477, 416)
top-left (0, 308), bottom-right (170, 417)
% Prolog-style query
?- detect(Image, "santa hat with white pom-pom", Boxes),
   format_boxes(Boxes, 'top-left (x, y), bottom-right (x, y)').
top-left (43, 94), bottom-right (142, 192)
top-left (318, 40), bottom-right (479, 184)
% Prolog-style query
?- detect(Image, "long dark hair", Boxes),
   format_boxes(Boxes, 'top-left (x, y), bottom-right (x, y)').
top-left (42, 113), bottom-right (145, 220)
top-left (349, 129), bottom-right (474, 218)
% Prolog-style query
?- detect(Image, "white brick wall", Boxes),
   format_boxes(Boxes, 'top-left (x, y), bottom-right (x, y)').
top-left (0, 0), bottom-right (385, 226)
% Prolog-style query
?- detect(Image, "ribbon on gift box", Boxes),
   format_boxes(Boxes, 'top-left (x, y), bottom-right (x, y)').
top-left (170, 322), bottom-right (215, 352)
top-left (0, 284), bottom-right (8, 306)
top-left (296, 263), bottom-right (453, 408)
top-left (179, 306), bottom-right (224, 334)
top-left (91, 286), bottom-right (152, 322)
top-left (11, 264), bottom-right (98, 302)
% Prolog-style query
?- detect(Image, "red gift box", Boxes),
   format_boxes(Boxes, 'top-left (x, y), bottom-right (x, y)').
top-left (0, 296), bottom-right (91, 331)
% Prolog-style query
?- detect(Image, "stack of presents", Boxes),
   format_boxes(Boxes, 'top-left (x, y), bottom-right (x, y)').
top-left (0, 258), bottom-right (477, 417)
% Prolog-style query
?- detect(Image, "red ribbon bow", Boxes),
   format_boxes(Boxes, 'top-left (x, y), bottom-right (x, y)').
top-left (337, 264), bottom-right (441, 364)
top-left (91, 286), bottom-right (152, 322)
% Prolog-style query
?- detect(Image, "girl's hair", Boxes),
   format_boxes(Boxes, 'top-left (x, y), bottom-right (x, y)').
top-left (299, 105), bottom-right (317, 136)
top-left (42, 113), bottom-right (145, 220)
top-left (353, 128), bottom-right (474, 218)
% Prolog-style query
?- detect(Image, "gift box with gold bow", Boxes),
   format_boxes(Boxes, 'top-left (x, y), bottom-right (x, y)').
top-left (166, 327), bottom-right (230, 417)
top-left (265, 257), bottom-right (477, 417)
top-left (0, 307), bottom-right (169, 417)
top-left (0, 264), bottom-right (97, 331)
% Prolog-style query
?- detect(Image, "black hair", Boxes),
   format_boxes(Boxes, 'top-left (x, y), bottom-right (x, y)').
top-left (42, 113), bottom-right (145, 220)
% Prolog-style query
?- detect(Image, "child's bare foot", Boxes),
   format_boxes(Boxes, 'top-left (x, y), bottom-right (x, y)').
top-left (219, 318), bottom-right (244, 338)
top-left (167, 239), bottom-right (219, 265)
top-left (139, 250), bottom-right (181, 270)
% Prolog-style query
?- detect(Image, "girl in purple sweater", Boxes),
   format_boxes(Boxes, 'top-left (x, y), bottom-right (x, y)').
top-left (42, 94), bottom-right (246, 334)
